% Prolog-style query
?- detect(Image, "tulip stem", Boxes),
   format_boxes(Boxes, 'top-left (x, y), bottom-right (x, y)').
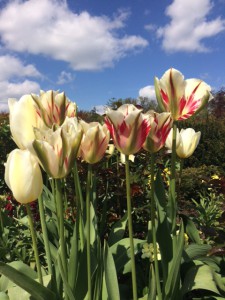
top-left (73, 160), bottom-right (85, 250)
top-left (25, 203), bottom-right (43, 285)
top-left (38, 196), bottom-right (53, 275)
top-left (170, 122), bottom-right (177, 237)
top-left (150, 153), bottom-right (162, 300)
top-left (125, 155), bottom-right (137, 300)
top-left (55, 179), bottom-right (68, 298)
top-left (86, 164), bottom-right (92, 300)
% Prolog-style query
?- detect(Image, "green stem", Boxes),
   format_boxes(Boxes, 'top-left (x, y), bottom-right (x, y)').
top-left (38, 196), bottom-right (53, 275)
top-left (125, 155), bottom-right (137, 300)
top-left (0, 203), bottom-right (4, 237)
top-left (25, 204), bottom-right (43, 285)
top-left (86, 165), bottom-right (92, 300)
top-left (150, 153), bottom-right (162, 300)
top-left (169, 122), bottom-right (177, 237)
top-left (55, 179), bottom-right (68, 298)
top-left (73, 161), bottom-right (85, 250)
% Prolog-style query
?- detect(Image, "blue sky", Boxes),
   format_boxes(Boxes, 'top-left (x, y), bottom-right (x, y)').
top-left (0, 0), bottom-right (225, 112)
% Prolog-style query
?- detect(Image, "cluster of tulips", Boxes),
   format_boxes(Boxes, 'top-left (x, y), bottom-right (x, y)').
top-left (4, 68), bottom-right (212, 300)
top-left (5, 68), bottom-right (211, 203)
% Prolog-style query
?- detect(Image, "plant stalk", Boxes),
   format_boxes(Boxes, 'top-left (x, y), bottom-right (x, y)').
top-left (125, 155), bottom-right (137, 300)
top-left (150, 153), bottom-right (162, 300)
top-left (25, 203), bottom-right (43, 285)
top-left (38, 196), bottom-right (53, 275)
top-left (86, 164), bottom-right (92, 300)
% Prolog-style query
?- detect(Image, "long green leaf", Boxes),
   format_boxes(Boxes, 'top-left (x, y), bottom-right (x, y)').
top-left (108, 212), bottom-right (128, 247)
top-left (164, 222), bottom-right (184, 300)
top-left (182, 264), bottom-right (221, 296)
top-left (0, 262), bottom-right (56, 300)
top-left (110, 238), bottom-right (144, 274)
top-left (104, 242), bottom-right (120, 300)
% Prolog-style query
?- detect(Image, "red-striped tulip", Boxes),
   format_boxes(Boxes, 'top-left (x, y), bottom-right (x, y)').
top-left (31, 90), bottom-right (77, 127)
top-left (4, 149), bottom-right (43, 204)
top-left (79, 121), bottom-right (110, 164)
top-left (143, 111), bottom-right (173, 153)
top-left (105, 104), bottom-right (150, 155)
top-left (155, 68), bottom-right (212, 120)
top-left (32, 117), bottom-right (82, 178)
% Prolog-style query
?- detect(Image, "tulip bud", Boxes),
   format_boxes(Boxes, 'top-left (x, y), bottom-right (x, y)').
top-left (8, 95), bottom-right (46, 150)
top-left (4, 149), bottom-right (43, 204)
top-left (176, 128), bottom-right (201, 158)
top-left (105, 104), bottom-right (151, 155)
top-left (143, 111), bottom-right (172, 153)
top-left (33, 117), bottom-right (82, 178)
top-left (79, 121), bottom-right (110, 164)
top-left (154, 68), bottom-right (212, 121)
top-left (31, 90), bottom-right (77, 127)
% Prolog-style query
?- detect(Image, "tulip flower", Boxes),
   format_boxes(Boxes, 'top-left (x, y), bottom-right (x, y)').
top-left (31, 90), bottom-right (77, 127)
top-left (105, 104), bottom-right (151, 155)
top-left (8, 95), bottom-right (46, 150)
top-left (33, 117), bottom-right (82, 178)
top-left (79, 121), bottom-right (110, 164)
top-left (4, 149), bottom-right (43, 204)
top-left (165, 128), bottom-right (201, 158)
top-left (154, 68), bottom-right (212, 121)
top-left (176, 128), bottom-right (201, 158)
top-left (143, 111), bottom-right (173, 153)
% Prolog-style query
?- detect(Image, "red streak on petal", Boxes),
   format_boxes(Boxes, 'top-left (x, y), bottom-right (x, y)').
top-left (160, 89), bottom-right (169, 107)
top-left (169, 69), bottom-right (176, 101)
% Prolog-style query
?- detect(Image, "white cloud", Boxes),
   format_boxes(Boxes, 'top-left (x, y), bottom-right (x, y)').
top-left (57, 71), bottom-right (74, 84)
top-left (157, 0), bottom-right (225, 52)
top-left (139, 85), bottom-right (156, 100)
top-left (0, 55), bottom-right (41, 81)
top-left (0, 0), bottom-right (148, 70)
top-left (0, 55), bottom-right (41, 111)
top-left (144, 24), bottom-right (156, 32)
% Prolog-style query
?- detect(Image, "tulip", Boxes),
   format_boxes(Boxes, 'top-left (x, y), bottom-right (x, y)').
top-left (105, 104), bottom-right (150, 155)
top-left (143, 111), bottom-right (173, 153)
top-left (154, 68), bottom-right (212, 121)
top-left (79, 121), bottom-right (110, 164)
top-left (31, 90), bottom-right (77, 127)
top-left (8, 95), bottom-right (46, 149)
top-left (4, 149), bottom-right (43, 204)
top-left (33, 117), bottom-right (82, 178)
top-left (176, 128), bottom-right (201, 158)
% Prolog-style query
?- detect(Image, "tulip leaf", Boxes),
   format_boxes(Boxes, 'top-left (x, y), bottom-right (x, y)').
top-left (148, 264), bottom-right (156, 300)
top-left (104, 242), bottom-right (120, 300)
top-left (154, 171), bottom-right (172, 277)
top-left (181, 214), bottom-right (202, 244)
top-left (110, 238), bottom-right (144, 274)
top-left (108, 212), bottom-right (128, 247)
top-left (0, 292), bottom-right (9, 300)
top-left (164, 222), bottom-right (184, 300)
top-left (0, 262), bottom-right (56, 300)
top-left (182, 264), bottom-right (222, 296)
top-left (184, 244), bottom-right (211, 261)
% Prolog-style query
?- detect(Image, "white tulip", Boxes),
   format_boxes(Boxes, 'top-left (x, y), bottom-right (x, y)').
top-left (176, 128), bottom-right (201, 158)
top-left (4, 149), bottom-right (43, 204)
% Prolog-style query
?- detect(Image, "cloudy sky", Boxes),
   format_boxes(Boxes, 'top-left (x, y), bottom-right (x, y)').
top-left (0, 0), bottom-right (225, 112)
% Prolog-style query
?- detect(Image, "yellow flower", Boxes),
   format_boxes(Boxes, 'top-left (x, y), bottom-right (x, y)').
top-left (141, 242), bottom-right (161, 262)
top-left (211, 174), bottom-right (220, 180)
